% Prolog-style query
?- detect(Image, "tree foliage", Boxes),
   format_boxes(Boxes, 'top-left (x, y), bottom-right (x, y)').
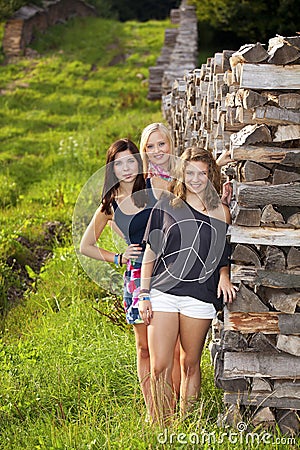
top-left (189, 0), bottom-right (300, 42)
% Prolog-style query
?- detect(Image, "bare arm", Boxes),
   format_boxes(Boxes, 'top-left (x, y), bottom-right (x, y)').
top-left (218, 265), bottom-right (238, 303)
top-left (139, 244), bottom-right (157, 325)
top-left (79, 206), bottom-right (116, 262)
top-left (80, 206), bottom-right (142, 264)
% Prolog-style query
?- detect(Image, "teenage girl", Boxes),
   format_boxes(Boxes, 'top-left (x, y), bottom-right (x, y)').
top-left (80, 138), bottom-right (157, 414)
top-left (139, 147), bottom-right (237, 423)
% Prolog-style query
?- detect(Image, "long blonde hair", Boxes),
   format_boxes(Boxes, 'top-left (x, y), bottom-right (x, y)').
top-left (139, 122), bottom-right (176, 176)
top-left (171, 147), bottom-right (221, 210)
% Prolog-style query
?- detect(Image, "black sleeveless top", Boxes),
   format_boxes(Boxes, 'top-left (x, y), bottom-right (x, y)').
top-left (112, 178), bottom-right (157, 248)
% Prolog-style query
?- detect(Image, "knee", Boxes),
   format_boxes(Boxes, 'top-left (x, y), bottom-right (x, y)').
top-left (136, 344), bottom-right (149, 360)
top-left (181, 356), bottom-right (200, 377)
top-left (151, 362), bottom-right (171, 381)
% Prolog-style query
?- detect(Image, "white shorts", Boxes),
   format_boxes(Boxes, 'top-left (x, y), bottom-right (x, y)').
top-left (150, 289), bottom-right (217, 319)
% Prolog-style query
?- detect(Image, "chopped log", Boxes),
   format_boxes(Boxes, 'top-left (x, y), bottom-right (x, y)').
top-left (278, 314), bottom-right (300, 335)
top-left (228, 225), bottom-right (300, 246)
top-left (231, 264), bottom-right (300, 288)
top-left (262, 245), bottom-right (286, 270)
top-left (287, 246), bottom-right (300, 268)
top-left (274, 124), bottom-right (300, 142)
top-left (263, 287), bottom-right (299, 313)
top-left (230, 43), bottom-right (268, 65)
top-left (224, 311), bottom-right (279, 334)
top-left (237, 183), bottom-right (300, 207)
top-left (252, 378), bottom-right (273, 392)
top-left (230, 124), bottom-right (272, 147)
top-left (287, 213), bottom-right (300, 228)
top-left (278, 92), bottom-right (300, 109)
top-left (241, 160), bottom-right (270, 181)
top-left (213, 355), bottom-right (249, 391)
top-left (224, 393), bottom-right (300, 409)
top-left (223, 352), bottom-right (300, 378)
top-left (260, 205), bottom-right (285, 224)
top-left (248, 333), bottom-right (278, 352)
top-left (277, 335), bottom-right (300, 356)
top-left (276, 409), bottom-right (300, 437)
top-left (227, 282), bottom-right (269, 312)
top-left (231, 243), bottom-right (261, 267)
top-left (231, 145), bottom-right (300, 166)
top-left (268, 35), bottom-right (300, 65)
top-left (222, 330), bottom-right (248, 350)
top-left (239, 63), bottom-right (300, 90)
top-left (273, 380), bottom-right (300, 399)
top-left (252, 408), bottom-right (276, 428)
top-left (222, 50), bottom-right (235, 72)
top-left (241, 88), bottom-right (268, 109)
top-left (253, 106), bottom-right (300, 125)
top-left (272, 168), bottom-right (300, 185)
top-left (231, 205), bottom-right (262, 226)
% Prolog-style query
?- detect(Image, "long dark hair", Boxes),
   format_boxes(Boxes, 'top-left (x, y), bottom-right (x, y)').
top-left (101, 138), bottom-right (147, 214)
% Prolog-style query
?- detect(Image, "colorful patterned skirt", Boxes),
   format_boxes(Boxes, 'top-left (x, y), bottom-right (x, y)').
top-left (123, 259), bottom-right (143, 325)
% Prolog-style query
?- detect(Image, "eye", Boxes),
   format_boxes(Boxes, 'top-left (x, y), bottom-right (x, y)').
top-left (146, 144), bottom-right (154, 150)
top-left (114, 161), bottom-right (121, 166)
top-left (128, 158), bottom-right (136, 163)
top-left (159, 141), bottom-right (165, 147)
top-left (186, 170), bottom-right (193, 176)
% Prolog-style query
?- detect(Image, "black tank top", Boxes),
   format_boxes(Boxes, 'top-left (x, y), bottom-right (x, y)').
top-left (112, 178), bottom-right (157, 246)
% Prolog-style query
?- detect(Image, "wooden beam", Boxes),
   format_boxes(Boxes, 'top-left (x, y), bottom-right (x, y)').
top-left (230, 264), bottom-right (300, 288)
top-left (239, 63), bottom-right (300, 90)
top-left (224, 393), bottom-right (300, 409)
top-left (231, 144), bottom-right (300, 166)
top-left (224, 311), bottom-right (279, 334)
top-left (236, 183), bottom-right (300, 207)
top-left (223, 352), bottom-right (300, 378)
top-left (228, 225), bottom-right (300, 246)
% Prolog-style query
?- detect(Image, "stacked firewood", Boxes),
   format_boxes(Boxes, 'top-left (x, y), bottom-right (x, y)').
top-left (147, 0), bottom-right (198, 100)
top-left (162, 35), bottom-right (300, 435)
top-left (2, 0), bottom-right (96, 59)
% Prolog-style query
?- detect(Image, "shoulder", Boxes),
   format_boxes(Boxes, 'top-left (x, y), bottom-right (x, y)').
top-left (209, 203), bottom-right (231, 224)
top-left (94, 204), bottom-right (113, 222)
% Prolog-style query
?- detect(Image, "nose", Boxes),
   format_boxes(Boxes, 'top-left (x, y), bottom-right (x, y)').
top-left (152, 144), bottom-right (160, 153)
top-left (192, 172), bottom-right (201, 182)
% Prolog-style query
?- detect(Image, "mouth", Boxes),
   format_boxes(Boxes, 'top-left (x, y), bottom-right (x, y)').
top-left (152, 154), bottom-right (165, 159)
top-left (189, 183), bottom-right (203, 189)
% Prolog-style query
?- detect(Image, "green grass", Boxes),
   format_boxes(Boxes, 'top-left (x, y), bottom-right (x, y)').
top-left (0, 15), bottom-right (298, 450)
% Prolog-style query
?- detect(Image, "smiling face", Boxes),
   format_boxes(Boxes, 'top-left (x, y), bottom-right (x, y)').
top-left (113, 149), bottom-right (139, 183)
top-left (145, 130), bottom-right (171, 170)
top-left (184, 160), bottom-right (209, 195)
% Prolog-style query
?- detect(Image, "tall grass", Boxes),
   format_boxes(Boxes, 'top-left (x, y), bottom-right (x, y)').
top-left (0, 16), bottom-right (298, 450)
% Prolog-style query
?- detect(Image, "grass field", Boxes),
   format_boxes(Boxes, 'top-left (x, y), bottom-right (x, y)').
top-left (0, 15), bottom-right (298, 450)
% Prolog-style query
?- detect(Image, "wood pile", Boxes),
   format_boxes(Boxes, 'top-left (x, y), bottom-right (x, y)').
top-left (147, 0), bottom-right (198, 100)
top-left (162, 34), bottom-right (300, 435)
top-left (2, 0), bottom-right (96, 59)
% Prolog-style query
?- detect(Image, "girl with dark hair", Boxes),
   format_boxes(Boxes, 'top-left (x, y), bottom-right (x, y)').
top-left (139, 147), bottom-right (237, 424)
top-left (80, 138), bottom-right (157, 414)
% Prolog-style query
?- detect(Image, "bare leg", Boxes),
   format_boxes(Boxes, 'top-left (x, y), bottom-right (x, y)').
top-left (179, 315), bottom-right (212, 417)
top-left (133, 323), bottom-right (152, 416)
top-left (172, 337), bottom-right (181, 400)
top-left (147, 311), bottom-right (179, 424)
